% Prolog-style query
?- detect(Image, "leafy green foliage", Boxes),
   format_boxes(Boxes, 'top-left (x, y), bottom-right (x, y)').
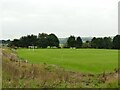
top-left (7, 34), bottom-right (120, 49)
top-left (113, 35), bottom-right (120, 49)
top-left (91, 37), bottom-right (112, 49)
top-left (9, 33), bottom-right (60, 48)
top-left (37, 33), bottom-right (49, 48)
top-left (76, 37), bottom-right (83, 48)
top-left (67, 36), bottom-right (76, 48)
top-left (48, 33), bottom-right (59, 47)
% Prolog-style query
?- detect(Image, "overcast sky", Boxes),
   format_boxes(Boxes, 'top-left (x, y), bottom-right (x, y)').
top-left (0, 0), bottom-right (119, 40)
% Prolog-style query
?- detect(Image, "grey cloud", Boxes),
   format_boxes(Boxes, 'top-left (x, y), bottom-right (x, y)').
top-left (1, 0), bottom-right (119, 40)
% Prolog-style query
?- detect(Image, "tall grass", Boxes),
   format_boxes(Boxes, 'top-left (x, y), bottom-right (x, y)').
top-left (0, 48), bottom-right (2, 89)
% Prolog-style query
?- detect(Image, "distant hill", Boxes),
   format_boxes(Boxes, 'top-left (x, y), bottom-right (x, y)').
top-left (59, 37), bottom-right (93, 44)
top-left (81, 37), bottom-right (93, 42)
top-left (59, 38), bottom-right (68, 44)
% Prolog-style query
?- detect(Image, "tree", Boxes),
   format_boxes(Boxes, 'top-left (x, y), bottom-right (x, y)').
top-left (113, 35), bottom-right (120, 49)
top-left (10, 39), bottom-right (20, 47)
top-left (9, 33), bottom-right (59, 48)
top-left (91, 37), bottom-right (97, 48)
top-left (95, 38), bottom-right (105, 49)
top-left (103, 37), bottom-right (112, 49)
top-left (19, 34), bottom-right (38, 48)
top-left (2, 39), bottom-right (11, 47)
top-left (76, 37), bottom-right (83, 48)
top-left (82, 41), bottom-right (91, 48)
top-left (67, 36), bottom-right (76, 48)
top-left (47, 33), bottom-right (59, 47)
top-left (91, 37), bottom-right (104, 49)
top-left (28, 34), bottom-right (38, 46)
top-left (38, 33), bottom-right (49, 48)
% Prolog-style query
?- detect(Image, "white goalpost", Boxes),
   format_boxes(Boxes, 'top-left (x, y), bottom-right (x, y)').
top-left (28, 46), bottom-right (37, 51)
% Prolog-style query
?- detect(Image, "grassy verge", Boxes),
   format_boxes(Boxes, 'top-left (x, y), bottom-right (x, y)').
top-left (0, 48), bottom-right (2, 89)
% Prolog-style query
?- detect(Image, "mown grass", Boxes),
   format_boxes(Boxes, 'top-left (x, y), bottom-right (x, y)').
top-left (17, 49), bottom-right (118, 74)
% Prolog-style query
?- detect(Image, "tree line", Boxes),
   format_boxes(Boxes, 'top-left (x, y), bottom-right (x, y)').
top-left (4, 33), bottom-right (120, 49)
top-left (65, 35), bottom-right (120, 49)
top-left (9, 33), bottom-right (59, 48)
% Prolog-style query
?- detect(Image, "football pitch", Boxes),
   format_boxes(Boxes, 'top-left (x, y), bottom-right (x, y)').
top-left (17, 49), bottom-right (118, 74)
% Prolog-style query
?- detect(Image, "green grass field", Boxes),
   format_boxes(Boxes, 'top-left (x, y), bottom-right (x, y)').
top-left (17, 49), bottom-right (118, 74)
